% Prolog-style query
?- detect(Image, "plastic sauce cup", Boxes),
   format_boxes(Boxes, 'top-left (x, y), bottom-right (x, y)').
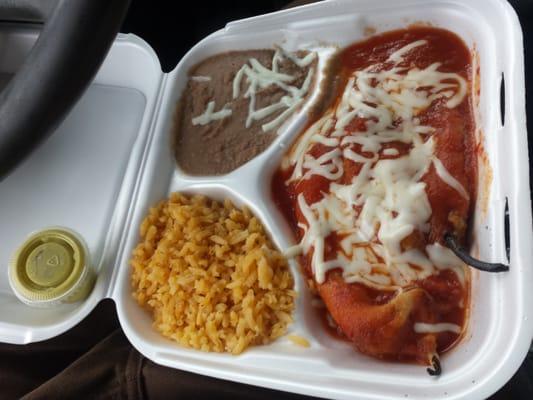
top-left (8, 227), bottom-right (95, 307)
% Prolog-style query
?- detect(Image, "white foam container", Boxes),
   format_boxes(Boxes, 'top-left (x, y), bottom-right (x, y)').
top-left (0, 0), bottom-right (531, 398)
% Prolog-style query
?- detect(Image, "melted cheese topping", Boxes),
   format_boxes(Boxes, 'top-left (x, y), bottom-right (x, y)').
top-left (233, 48), bottom-right (316, 132)
top-left (383, 148), bottom-right (400, 156)
top-left (191, 75), bottom-right (212, 82)
top-left (414, 322), bottom-right (462, 334)
top-left (192, 101), bottom-right (232, 126)
top-left (432, 157), bottom-right (470, 200)
top-left (190, 49), bottom-right (315, 132)
top-left (284, 40), bottom-right (470, 289)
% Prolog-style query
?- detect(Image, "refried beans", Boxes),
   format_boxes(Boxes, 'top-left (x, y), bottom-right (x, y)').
top-left (173, 48), bottom-right (317, 175)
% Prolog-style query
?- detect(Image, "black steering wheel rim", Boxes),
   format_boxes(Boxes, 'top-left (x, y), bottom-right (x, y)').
top-left (0, 0), bottom-right (131, 181)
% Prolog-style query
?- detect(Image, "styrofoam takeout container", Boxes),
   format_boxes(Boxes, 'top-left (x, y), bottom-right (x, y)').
top-left (0, 0), bottom-right (531, 398)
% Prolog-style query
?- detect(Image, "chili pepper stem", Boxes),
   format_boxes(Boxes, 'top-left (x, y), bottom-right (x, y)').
top-left (427, 354), bottom-right (442, 377)
top-left (444, 233), bottom-right (509, 272)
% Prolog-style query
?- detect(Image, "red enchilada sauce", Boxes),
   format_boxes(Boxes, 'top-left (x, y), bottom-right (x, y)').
top-left (273, 27), bottom-right (476, 367)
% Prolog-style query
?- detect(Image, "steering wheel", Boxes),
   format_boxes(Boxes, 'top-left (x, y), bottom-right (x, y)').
top-left (0, 0), bottom-right (131, 180)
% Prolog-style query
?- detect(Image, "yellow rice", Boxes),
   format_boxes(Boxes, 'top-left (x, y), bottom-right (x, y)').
top-left (287, 334), bottom-right (310, 348)
top-left (130, 193), bottom-right (295, 354)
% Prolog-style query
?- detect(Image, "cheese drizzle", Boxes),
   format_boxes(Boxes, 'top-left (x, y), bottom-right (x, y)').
top-left (284, 40), bottom-right (470, 291)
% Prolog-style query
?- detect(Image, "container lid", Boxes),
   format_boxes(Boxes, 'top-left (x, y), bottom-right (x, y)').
top-left (9, 227), bottom-right (89, 304)
top-left (0, 23), bottom-right (163, 340)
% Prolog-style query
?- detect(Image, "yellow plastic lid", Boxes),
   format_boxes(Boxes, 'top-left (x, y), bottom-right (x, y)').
top-left (9, 227), bottom-right (94, 306)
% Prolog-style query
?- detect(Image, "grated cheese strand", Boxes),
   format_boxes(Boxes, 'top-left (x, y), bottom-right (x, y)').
top-left (191, 75), bottom-right (211, 82)
top-left (192, 101), bottom-right (232, 126)
top-left (414, 322), bottom-right (462, 334)
top-left (193, 49), bottom-right (316, 132)
top-left (233, 49), bottom-right (316, 132)
top-left (432, 157), bottom-right (470, 200)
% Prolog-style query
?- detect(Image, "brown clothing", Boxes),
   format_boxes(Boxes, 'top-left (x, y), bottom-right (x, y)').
top-left (0, 300), bottom-right (312, 400)
top-left (0, 299), bottom-right (530, 399)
